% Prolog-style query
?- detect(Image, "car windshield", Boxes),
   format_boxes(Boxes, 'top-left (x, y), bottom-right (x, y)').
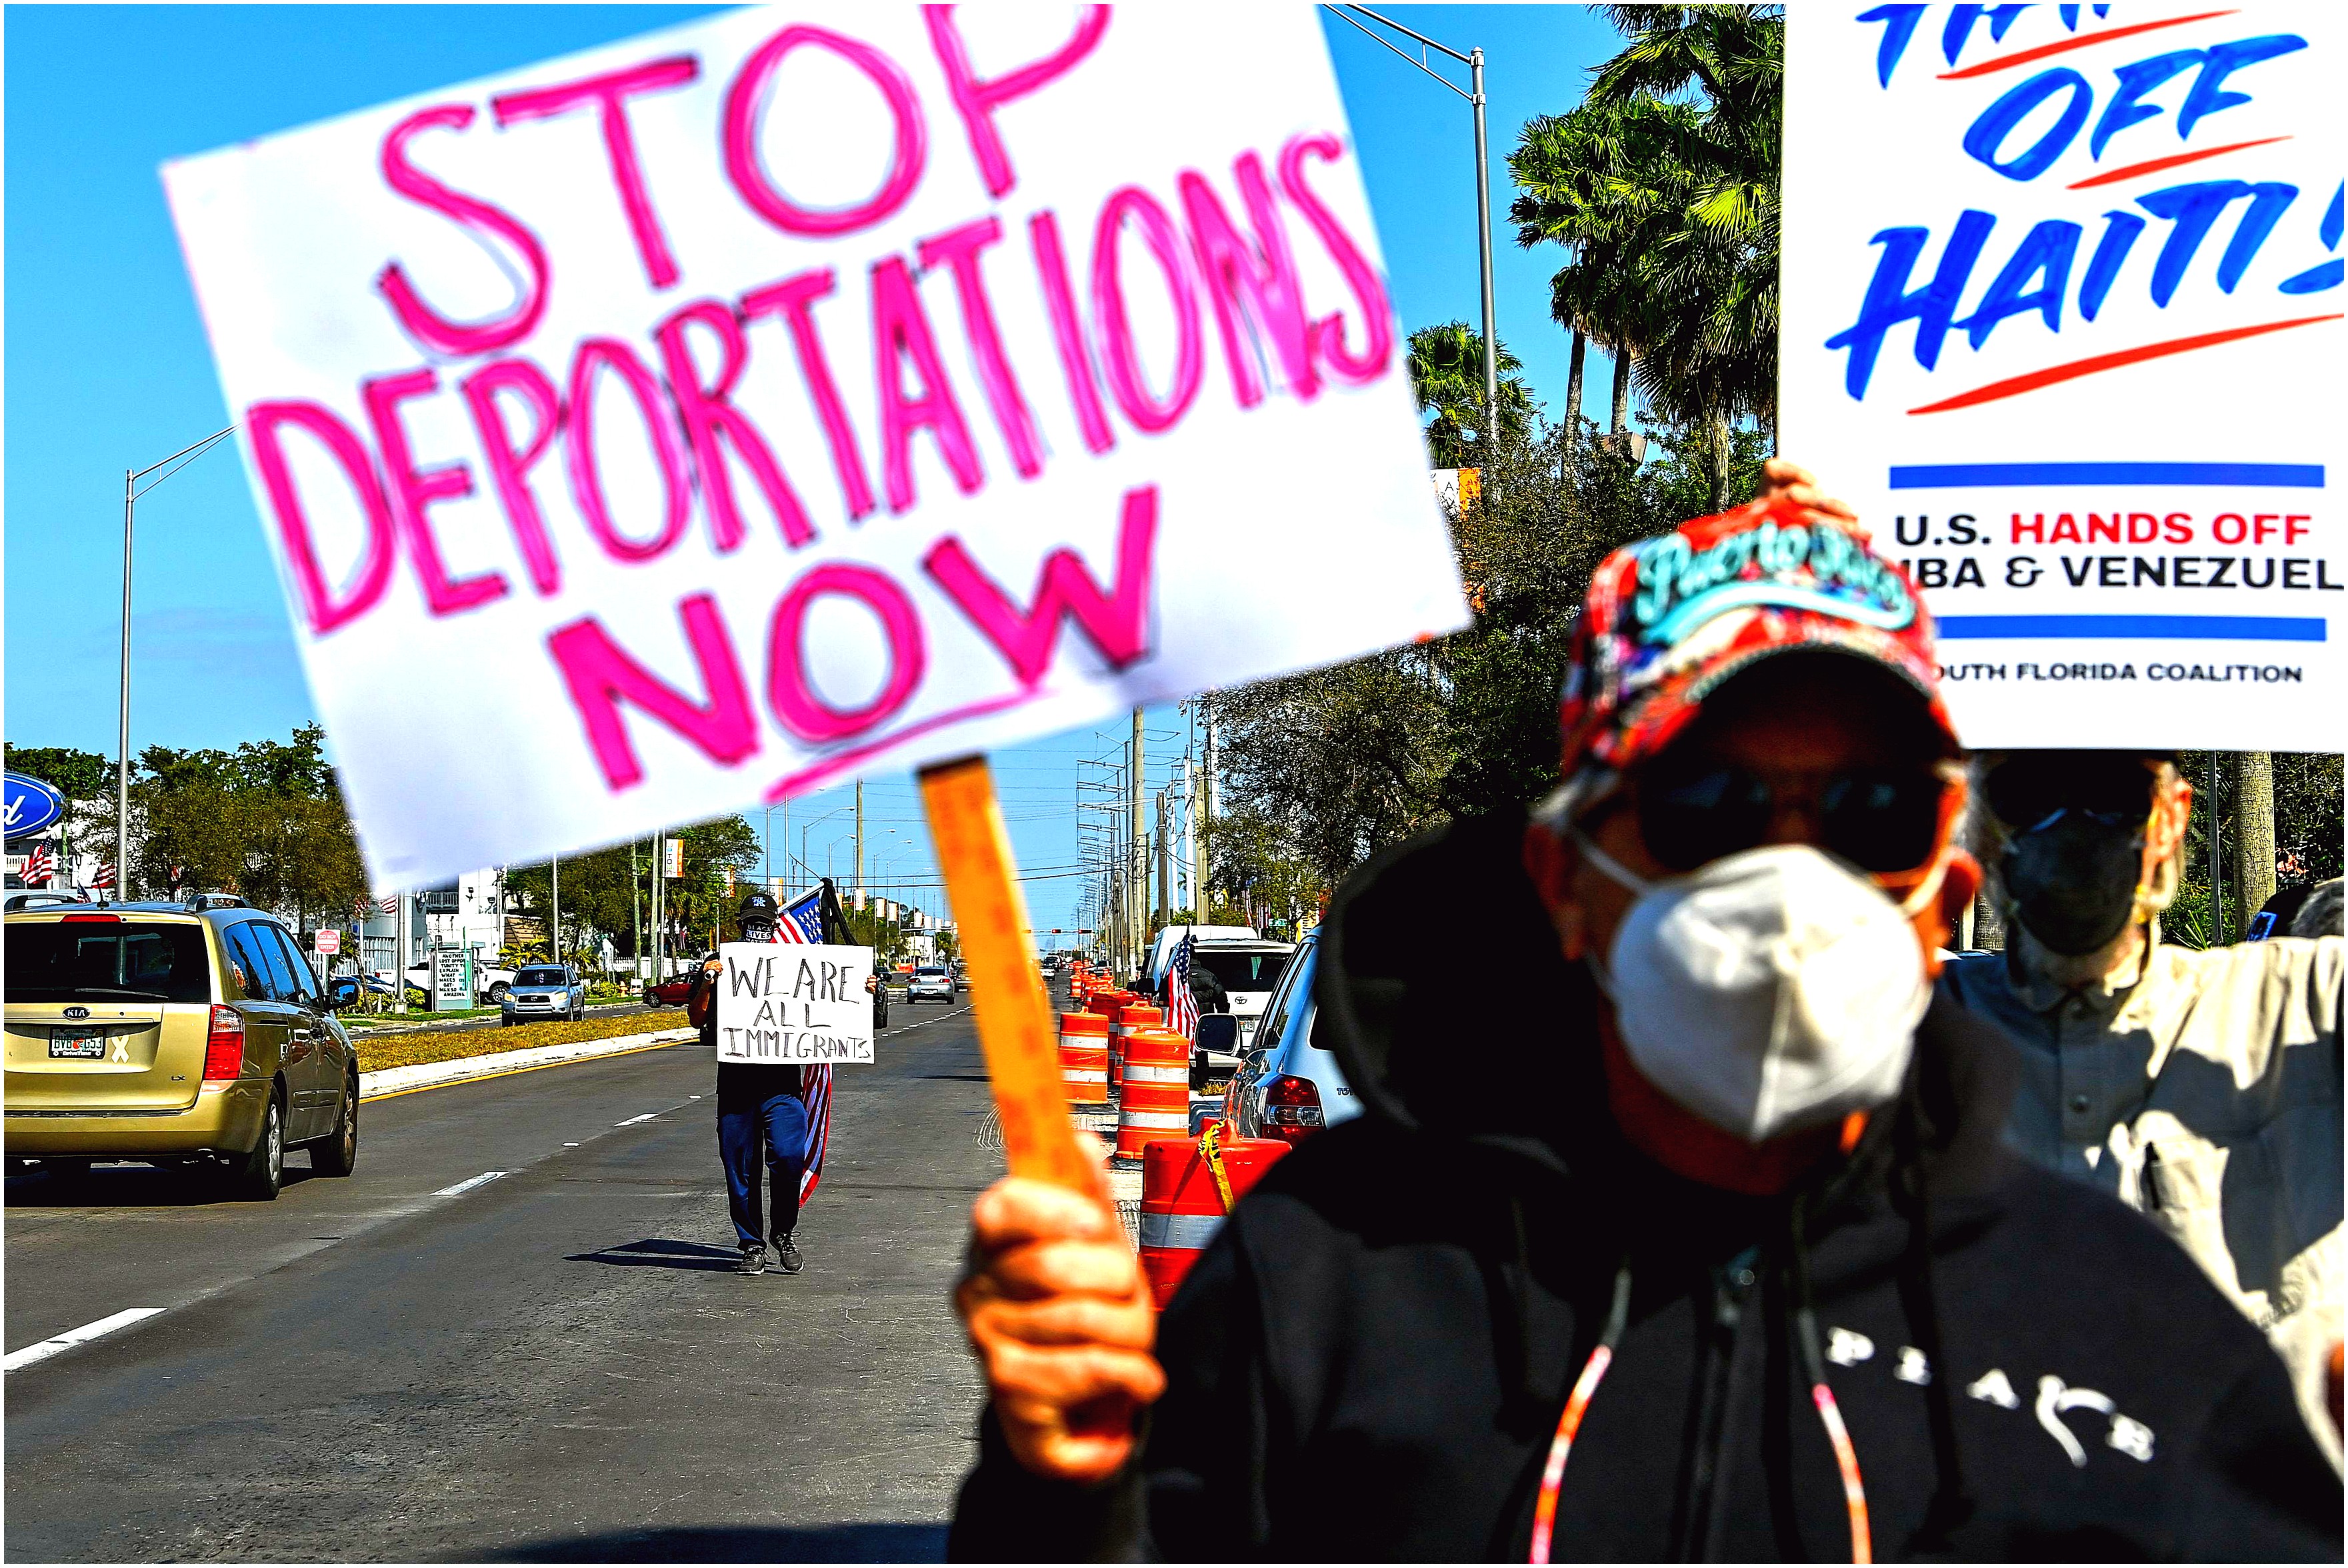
top-left (1198, 950), bottom-right (1290, 991)
top-left (5, 920), bottom-right (213, 1003)
top-left (917, 967), bottom-right (947, 977)
top-left (517, 968), bottom-right (568, 986)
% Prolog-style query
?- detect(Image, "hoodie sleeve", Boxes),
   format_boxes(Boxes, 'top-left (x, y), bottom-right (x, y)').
top-left (948, 1227), bottom-right (1279, 1561)
top-left (2170, 1344), bottom-right (2344, 1561)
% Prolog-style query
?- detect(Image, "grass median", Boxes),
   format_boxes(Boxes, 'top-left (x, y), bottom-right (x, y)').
top-left (355, 1009), bottom-right (691, 1074)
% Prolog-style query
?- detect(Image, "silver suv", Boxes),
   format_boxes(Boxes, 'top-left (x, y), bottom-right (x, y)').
top-left (502, 965), bottom-right (585, 1024)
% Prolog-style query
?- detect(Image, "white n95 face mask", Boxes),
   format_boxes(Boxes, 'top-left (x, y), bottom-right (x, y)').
top-left (1574, 835), bottom-right (1937, 1145)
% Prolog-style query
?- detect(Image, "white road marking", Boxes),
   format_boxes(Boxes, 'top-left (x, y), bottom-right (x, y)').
top-left (434, 1170), bottom-right (507, 1196)
top-left (615, 1111), bottom-right (660, 1127)
top-left (5, 1307), bottom-right (166, 1373)
top-left (563, 1142), bottom-right (579, 1147)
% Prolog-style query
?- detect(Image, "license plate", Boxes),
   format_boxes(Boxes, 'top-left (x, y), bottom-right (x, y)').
top-left (49, 1031), bottom-right (106, 1059)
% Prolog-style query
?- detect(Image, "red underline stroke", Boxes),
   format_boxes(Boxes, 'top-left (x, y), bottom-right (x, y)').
top-left (1907, 313), bottom-right (2345, 415)
top-left (1939, 10), bottom-right (2237, 79)
top-left (2067, 135), bottom-right (2291, 189)
top-left (764, 689), bottom-right (1049, 801)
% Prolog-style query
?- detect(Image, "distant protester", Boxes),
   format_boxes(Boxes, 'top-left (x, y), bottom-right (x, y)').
top-left (1942, 754), bottom-right (2343, 1468)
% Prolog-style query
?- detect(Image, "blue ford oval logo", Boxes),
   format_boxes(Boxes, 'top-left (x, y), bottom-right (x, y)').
top-left (3, 772), bottom-right (65, 841)
top-left (63, 1006), bottom-right (91, 1020)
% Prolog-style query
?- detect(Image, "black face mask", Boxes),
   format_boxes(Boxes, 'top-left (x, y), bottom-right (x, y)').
top-left (741, 919), bottom-right (777, 944)
top-left (2000, 811), bottom-right (2146, 955)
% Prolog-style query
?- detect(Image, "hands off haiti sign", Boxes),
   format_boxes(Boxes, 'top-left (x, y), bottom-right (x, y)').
top-left (1781, 5), bottom-right (2343, 750)
top-left (715, 942), bottom-right (875, 1064)
top-left (166, 7), bottom-right (1463, 890)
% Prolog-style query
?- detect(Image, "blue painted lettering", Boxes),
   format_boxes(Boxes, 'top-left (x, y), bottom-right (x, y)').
top-left (1859, 4), bottom-right (1927, 89)
top-left (1825, 213), bottom-right (1995, 399)
top-left (2139, 181), bottom-right (2255, 305)
top-left (1964, 69), bottom-right (2093, 181)
top-left (2078, 211), bottom-right (2145, 321)
top-left (1957, 219), bottom-right (2081, 347)
top-left (2177, 36), bottom-right (2309, 140)
top-left (2090, 50), bottom-right (2204, 161)
top-left (1942, 5), bottom-right (2029, 68)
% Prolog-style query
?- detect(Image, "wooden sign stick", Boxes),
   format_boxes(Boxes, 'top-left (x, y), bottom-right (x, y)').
top-left (920, 755), bottom-right (1107, 1199)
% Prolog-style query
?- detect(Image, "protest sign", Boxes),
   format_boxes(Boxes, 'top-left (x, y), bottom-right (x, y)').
top-left (1782, 5), bottom-right (2343, 751)
top-left (164, 6), bottom-right (1465, 891)
top-left (714, 941), bottom-right (875, 1063)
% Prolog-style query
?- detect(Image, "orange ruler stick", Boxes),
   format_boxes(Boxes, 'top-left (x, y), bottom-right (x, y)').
top-left (920, 754), bottom-right (1107, 1199)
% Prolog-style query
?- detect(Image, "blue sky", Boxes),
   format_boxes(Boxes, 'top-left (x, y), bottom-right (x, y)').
top-left (2, 5), bottom-right (1625, 932)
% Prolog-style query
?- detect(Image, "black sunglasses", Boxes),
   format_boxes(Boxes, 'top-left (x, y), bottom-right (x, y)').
top-left (1634, 763), bottom-right (1951, 875)
top-left (1983, 755), bottom-right (2157, 832)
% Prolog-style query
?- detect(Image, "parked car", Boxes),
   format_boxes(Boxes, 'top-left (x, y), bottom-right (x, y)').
top-left (1221, 932), bottom-right (1359, 1149)
top-left (1183, 937), bottom-right (1295, 1053)
top-left (503, 964), bottom-right (586, 1024)
top-left (4, 897), bottom-right (363, 1199)
top-left (644, 969), bottom-right (699, 1007)
top-left (908, 965), bottom-right (955, 1003)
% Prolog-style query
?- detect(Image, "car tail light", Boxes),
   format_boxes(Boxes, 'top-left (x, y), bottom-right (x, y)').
top-left (1261, 1073), bottom-right (1325, 1145)
top-left (203, 1006), bottom-right (245, 1081)
top-left (61, 913), bottom-right (121, 923)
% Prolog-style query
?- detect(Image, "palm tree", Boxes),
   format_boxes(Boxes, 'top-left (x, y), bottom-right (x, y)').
top-left (1405, 321), bottom-right (1535, 471)
top-left (1511, 5), bottom-right (1782, 510)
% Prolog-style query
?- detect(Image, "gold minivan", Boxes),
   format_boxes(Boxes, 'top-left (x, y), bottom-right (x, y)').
top-left (5, 898), bottom-right (362, 1199)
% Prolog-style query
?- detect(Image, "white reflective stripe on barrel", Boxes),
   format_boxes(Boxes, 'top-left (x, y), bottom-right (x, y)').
top-left (1124, 1064), bottom-right (1188, 1084)
top-left (1138, 1211), bottom-right (1225, 1251)
top-left (1117, 1110), bottom-right (1189, 1131)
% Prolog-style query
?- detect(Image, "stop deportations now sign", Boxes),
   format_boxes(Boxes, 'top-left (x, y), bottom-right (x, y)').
top-left (165, 7), bottom-right (1465, 890)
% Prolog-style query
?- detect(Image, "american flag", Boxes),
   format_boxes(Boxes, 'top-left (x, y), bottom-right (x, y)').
top-left (21, 843), bottom-right (56, 886)
top-left (92, 862), bottom-right (116, 891)
top-left (1166, 930), bottom-right (1200, 1039)
top-left (767, 885), bottom-right (832, 1201)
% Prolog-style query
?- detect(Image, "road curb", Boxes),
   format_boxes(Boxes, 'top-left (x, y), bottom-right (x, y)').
top-left (359, 1028), bottom-right (697, 1100)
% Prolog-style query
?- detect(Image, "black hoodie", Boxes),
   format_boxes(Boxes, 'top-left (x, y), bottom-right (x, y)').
top-left (951, 811), bottom-right (2341, 1561)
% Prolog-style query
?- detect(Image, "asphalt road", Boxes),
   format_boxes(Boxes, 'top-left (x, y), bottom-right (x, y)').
top-left (4, 992), bottom-right (1006, 1561)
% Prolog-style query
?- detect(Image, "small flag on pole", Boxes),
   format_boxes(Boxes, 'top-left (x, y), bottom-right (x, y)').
top-left (21, 843), bottom-right (57, 887)
top-left (93, 863), bottom-right (117, 892)
top-left (1166, 930), bottom-right (1200, 1039)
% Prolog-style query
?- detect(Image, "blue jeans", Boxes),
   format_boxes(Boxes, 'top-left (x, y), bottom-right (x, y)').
top-left (717, 1091), bottom-right (809, 1250)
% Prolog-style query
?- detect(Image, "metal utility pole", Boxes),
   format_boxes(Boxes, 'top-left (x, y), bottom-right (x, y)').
top-left (1201, 706), bottom-right (1218, 922)
top-left (1129, 707), bottom-right (1146, 975)
top-left (854, 779), bottom-right (865, 909)
top-left (1183, 757), bottom-right (1197, 919)
top-left (631, 840), bottom-right (643, 978)
top-left (551, 855), bottom-right (561, 966)
top-left (394, 892), bottom-right (409, 1016)
top-left (117, 423), bottom-right (237, 899)
top-left (652, 831), bottom-right (666, 985)
top-left (1327, 7), bottom-right (1497, 451)
top-left (1155, 787), bottom-right (1171, 927)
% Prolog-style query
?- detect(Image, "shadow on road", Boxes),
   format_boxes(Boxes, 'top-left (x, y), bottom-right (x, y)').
top-left (489, 1522), bottom-right (946, 1561)
top-left (565, 1237), bottom-right (739, 1271)
top-left (3, 1161), bottom-right (321, 1208)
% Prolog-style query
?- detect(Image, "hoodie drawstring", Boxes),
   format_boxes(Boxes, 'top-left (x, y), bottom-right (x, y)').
top-left (1791, 1197), bottom-right (1873, 1564)
top-left (1529, 1260), bottom-right (1632, 1565)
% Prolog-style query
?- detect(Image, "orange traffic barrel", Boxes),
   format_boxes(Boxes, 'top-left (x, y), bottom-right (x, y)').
top-left (1138, 1129), bottom-right (1289, 1306)
top-left (1057, 1011), bottom-right (1109, 1108)
top-left (1114, 1027), bottom-right (1191, 1163)
top-left (1109, 1002), bottom-right (1163, 1097)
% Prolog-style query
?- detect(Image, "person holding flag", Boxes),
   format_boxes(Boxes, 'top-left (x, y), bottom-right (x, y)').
top-left (1163, 930), bottom-right (1200, 1041)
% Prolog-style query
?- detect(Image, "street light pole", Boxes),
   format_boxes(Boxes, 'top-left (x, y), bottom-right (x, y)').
top-left (116, 423), bottom-right (237, 900)
top-left (1328, 6), bottom-right (1497, 454)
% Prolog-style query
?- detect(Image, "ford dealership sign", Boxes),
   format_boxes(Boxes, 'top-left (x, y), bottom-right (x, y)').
top-left (4, 773), bottom-right (67, 841)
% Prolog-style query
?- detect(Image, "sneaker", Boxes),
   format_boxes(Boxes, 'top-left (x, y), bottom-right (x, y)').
top-left (735, 1243), bottom-right (767, 1276)
top-left (773, 1233), bottom-right (803, 1275)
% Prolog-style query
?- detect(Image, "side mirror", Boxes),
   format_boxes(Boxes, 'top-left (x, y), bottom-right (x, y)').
top-left (1196, 1014), bottom-right (1241, 1055)
top-left (329, 977), bottom-right (362, 1011)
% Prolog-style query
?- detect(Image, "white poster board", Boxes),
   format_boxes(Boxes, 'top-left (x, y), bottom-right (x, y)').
top-left (164, 6), bottom-right (1467, 891)
top-left (714, 941), bottom-right (875, 1063)
top-left (1782, 5), bottom-right (2343, 751)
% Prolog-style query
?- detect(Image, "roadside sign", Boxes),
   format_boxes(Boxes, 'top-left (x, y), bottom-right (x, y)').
top-left (3, 773), bottom-right (65, 841)
top-left (315, 928), bottom-right (342, 955)
top-left (431, 947), bottom-right (473, 1011)
top-left (1781, 5), bottom-right (2343, 750)
top-left (164, 6), bottom-right (1463, 891)
top-left (713, 941), bottom-right (875, 1063)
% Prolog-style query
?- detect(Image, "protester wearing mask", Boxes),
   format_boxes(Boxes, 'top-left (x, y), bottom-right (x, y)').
top-left (946, 469), bottom-right (2339, 1561)
top-left (1941, 751), bottom-right (2343, 1466)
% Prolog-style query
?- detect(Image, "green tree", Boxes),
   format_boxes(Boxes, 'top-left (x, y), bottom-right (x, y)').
top-left (1405, 321), bottom-right (1536, 469)
top-left (1512, 5), bottom-right (1783, 509)
top-left (3, 745), bottom-right (113, 804)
